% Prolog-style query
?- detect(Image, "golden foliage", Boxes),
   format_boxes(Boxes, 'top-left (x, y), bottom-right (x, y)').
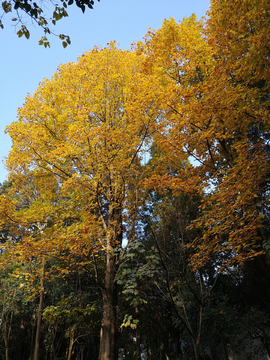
top-left (137, 4), bottom-right (270, 267)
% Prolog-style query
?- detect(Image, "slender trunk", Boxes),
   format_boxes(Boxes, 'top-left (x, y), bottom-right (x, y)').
top-left (147, 319), bottom-right (152, 360)
top-left (29, 319), bottom-right (35, 360)
top-left (3, 324), bottom-right (9, 360)
top-left (163, 335), bottom-right (170, 360)
top-left (136, 330), bottom-right (141, 359)
top-left (175, 336), bottom-right (180, 359)
top-left (67, 328), bottom-right (75, 360)
top-left (222, 338), bottom-right (229, 360)
top-left (2, 294), bottom-right (13, 360)
top-left (192, 338), bottom-right (199, 360)
top-left (2, 305), bottom-right (9, 360)
top-left (33, 259), bottom-right (45, 360)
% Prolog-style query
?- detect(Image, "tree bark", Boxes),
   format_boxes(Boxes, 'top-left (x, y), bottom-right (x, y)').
top-left (67, 327), bottom-right (75, 360)
top-left (33, 259), bottom-right (45, 360)
top-left (98, 250), bottom-right (117, 360)
top-left (2, 292), bottom-right (14, 360)
top-left (3, 317), bottom-right (9, 360)
top-left (97, 169), bottom-right (123, 360)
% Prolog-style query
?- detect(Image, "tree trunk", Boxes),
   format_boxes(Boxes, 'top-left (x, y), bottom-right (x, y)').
top-left (2, 294), bottom-right (14, 360)
top-left (3, 323), bottom-right (9, 360)
top-left (192, 338), bottom-right (200, 360)
top-left (97, 173), bottom-right (123, 360)
top-left (136, 329), bottom-right (141, 360)
top-left (67, 327), bottom-right (75, 360)
top-left (222, 338), bottom-right (229, 360)
top-left (33, 259), bottom-right (45, 360)
top-left (98, 250), bottom-right (117, 360)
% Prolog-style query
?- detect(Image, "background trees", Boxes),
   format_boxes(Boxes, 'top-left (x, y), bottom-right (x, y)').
top-left (138, 3), bottom-right (270, 268)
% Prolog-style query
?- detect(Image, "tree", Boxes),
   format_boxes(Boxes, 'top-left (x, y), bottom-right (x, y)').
top-left (0, 0), bottom-right (100, 47)
top-left (138, 10), bottom-right (270, 268)
top-left (206, 0), bottom-right (270, 260)
top-left (207, 0), bottom-right (270, 95)
top-left (3, 43), bottom-right (155, 360)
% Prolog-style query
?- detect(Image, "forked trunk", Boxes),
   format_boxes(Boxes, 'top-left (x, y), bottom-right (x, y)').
top-left (66, 326), bottom-right (75, 360)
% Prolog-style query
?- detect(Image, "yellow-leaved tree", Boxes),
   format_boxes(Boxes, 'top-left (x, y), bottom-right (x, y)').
top-left (2, 43), bottom-right (156, 360)
top-left (138, 7), bottom-right (270, 269)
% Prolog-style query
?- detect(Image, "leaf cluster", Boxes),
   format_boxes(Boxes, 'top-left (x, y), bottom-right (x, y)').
top-left (0, 0), bottom-right (99, 46)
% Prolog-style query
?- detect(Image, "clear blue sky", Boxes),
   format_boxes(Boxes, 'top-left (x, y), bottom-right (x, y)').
top-left (0, 0), bottom-right (210, 183)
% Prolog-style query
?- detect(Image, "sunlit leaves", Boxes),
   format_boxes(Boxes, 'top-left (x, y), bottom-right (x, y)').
top-left (139, 7), bottom-right (270, 268)
top-left (2, 44), bottom-right (156, 288)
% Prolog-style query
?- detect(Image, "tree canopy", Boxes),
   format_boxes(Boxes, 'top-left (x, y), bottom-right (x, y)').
top-left (2, 42), bottom-right (156, 359)
top-left (138, 6), bottom-right (270, 268)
